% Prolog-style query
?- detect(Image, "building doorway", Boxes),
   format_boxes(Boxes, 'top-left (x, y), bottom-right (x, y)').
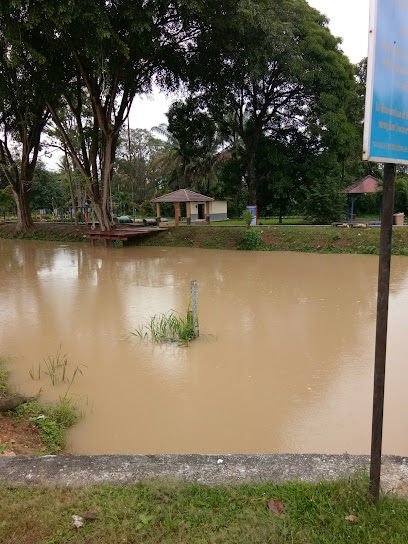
top-left (197, 204), bottom-right (205, 220)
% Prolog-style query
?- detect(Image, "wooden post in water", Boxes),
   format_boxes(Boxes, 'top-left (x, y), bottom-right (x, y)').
top-left (191, 280), bottom-right (199, 337)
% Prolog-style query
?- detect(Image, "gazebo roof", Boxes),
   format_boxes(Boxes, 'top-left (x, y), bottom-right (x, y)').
top-left (151, 189), bottom-right (214, 203)
top-left (341, 176), bottom-right (381, 194)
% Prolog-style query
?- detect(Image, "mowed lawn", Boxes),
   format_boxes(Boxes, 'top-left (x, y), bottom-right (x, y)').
top-left (1, 476), bottom-right (407, 543)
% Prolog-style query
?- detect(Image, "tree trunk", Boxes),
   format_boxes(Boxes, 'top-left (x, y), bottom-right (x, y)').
top-left (0, 394), bottom-right (35, 412)
top-left (279, 203), bottom-right (283, 224)
top-left (92, 199), bottom-right (105, 231)
top-left (99, 136), bottom-right (114, 231)
top-left (12, 186), bottom-right (33, 233)
top-left (247, 149), bottom-right (257, 205)
top-left (64, 148), bottom-right (78, 226)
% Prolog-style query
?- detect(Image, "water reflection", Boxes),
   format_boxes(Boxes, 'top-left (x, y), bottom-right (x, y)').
top-left (1, 240), bottom-right (408, 455)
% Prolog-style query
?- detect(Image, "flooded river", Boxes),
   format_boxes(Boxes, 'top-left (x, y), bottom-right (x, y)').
top-left (1, 239), bottom-right (408, 456)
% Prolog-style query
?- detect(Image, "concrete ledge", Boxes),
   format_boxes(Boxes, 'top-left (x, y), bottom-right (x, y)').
top-left (1, 454), bottom-right (408, 493)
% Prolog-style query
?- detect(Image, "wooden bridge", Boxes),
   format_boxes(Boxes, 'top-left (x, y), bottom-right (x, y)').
top-left (87, 227), bottom-right (167, 247)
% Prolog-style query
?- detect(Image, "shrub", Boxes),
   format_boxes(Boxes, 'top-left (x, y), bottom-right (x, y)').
top-left (241, 210), bottom-right (255, 227)
top-left (240, 228), bottom-right (263, 250)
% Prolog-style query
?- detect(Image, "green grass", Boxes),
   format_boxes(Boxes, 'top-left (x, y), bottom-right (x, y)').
top-left (0, 354), bottom-right (81, 455)
top-left (29, 345), bottom-right (84, 386)
top-left (132, 310), bottom-right (196, 345)
top-left (0, 355), bottom-right (11, 396)
top-left (2, 222), bottom-right (408, 256)
top-left (0, 476), bottom-right (407, 543)
top-left (13, 397), bottom-right (81, 455)
top-left (212, 218), bottom-right (305, 226)
top-left (132, 225), bottom-right (408, 255)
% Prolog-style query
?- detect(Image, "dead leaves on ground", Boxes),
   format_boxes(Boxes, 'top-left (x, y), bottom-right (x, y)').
top-left (267, 499), bottom-right (284, 515)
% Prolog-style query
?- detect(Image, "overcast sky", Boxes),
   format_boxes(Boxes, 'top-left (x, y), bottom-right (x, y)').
top-left (129, 0), bottom-right (370, 132)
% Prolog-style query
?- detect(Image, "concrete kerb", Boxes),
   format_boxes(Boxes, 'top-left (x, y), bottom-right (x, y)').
top-left (1, 454), bottom-right (408, 495)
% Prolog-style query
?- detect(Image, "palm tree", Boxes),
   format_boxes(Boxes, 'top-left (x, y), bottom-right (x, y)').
top-left (152, 123), bottom-right (231, 194)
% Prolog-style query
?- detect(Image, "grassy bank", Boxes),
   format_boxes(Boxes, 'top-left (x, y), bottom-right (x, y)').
top-left (0, 476), bottom-right (407, 543)
top-left (0, 356), bottom-right (80, 455)
top-left (0, 222), bottom-right (88, 243)
top-left (134, 225), bottom-right (408, 255)
top-left (2, 222), bottom-right (408, 255)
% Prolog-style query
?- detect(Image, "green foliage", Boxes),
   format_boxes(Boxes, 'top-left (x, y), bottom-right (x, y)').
top-left (0, 355), bottom-right (11, 396)
top-left (0, 187), bottom-right (15, 215)
top-left (138, 200), bottom-right (156, 217)
top-left (240, 228), bottom-right (263, 250)
top-left (14, 397), bottom-right (80, 454)
top-left (132, 311), bottom-right (196, 346)
top-left (0, 353), bottom-right (80, 455)
top-left (0, 3), bottom-right (50, 231)
top-left (394, 178), bottom-right (408, 214)
top-left (114, 128), bottom-right (167, 211)
top-left (2, 475), bottom-right (408, 544)
top-left (241, 210), bottom-right (254, 227)
top-left (183, 0), bottom-right (358, 203)
top-left (304, 177), bottom-right (346, 224)
top-left (360, 245), bottom-right (379, 255)
top-left (31, 164), bottom-right (69, 211)
top-left (29, 346), bottom-right (84, 386)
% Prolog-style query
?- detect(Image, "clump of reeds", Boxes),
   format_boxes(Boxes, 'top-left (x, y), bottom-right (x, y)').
top-left (29, 345), bottom-right (84, 386)
top-left (131, 310), bottom-right (196, 345)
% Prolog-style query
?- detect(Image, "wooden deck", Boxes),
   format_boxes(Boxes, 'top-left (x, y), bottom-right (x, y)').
top-left (87, 227), bottom-right (167, 247)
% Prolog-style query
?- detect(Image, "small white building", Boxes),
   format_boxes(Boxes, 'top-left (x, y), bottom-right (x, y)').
top-left (151, 189), bottom-right (228, 225)
top-left (190, 200), bottom-right (228, 222)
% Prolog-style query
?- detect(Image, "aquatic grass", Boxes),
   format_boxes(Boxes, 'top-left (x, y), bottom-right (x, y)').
top-left (28, 363), bottom-right (41, 381)
top-left (132, 310), bottom-right (196, 345)
top-left (29, 345), bottom-right (84, 386)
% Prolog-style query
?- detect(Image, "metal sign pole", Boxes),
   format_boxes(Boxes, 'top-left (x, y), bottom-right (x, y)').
top-left (369, 162), bottom-right (396, 502)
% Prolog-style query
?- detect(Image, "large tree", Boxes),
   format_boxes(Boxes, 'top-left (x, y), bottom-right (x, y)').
top-left (25, 0), bottom-right (202, 230)
top-left (183, 0), bottom-right (358, 205)
top-left (0, 3), bottom-right (51, 232)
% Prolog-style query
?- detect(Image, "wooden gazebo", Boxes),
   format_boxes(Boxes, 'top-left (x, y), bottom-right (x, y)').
top-left (342, 176), bottom-right (381, 223)
top-left (151, 189), bottom-right (214, 227)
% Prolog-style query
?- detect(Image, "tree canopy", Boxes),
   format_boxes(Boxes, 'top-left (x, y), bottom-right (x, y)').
top-left (0, 0), bottom-right (375, 229)
top-left (175, 0), bottom-right (358, 206)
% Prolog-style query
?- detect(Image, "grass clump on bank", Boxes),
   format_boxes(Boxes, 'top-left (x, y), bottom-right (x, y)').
top-left (0, 476), bottom-right (407, 543)
top-left (0, 355), bottom-right (81, 455)
top-left (13, 397), bottom-right (80, 455)
top-left (132, 310), bottom-right (196, 345)
top-left (0, 355), bottom-right (12, 396)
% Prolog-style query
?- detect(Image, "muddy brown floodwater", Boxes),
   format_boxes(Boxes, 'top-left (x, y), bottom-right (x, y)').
top-left (1, 239), bottom-right (408, 456)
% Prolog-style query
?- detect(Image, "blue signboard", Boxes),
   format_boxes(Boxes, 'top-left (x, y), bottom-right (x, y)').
top-left (246, 205), bottom-right (257, 226)
top-left (364, 0), bottom-right (408, 164)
